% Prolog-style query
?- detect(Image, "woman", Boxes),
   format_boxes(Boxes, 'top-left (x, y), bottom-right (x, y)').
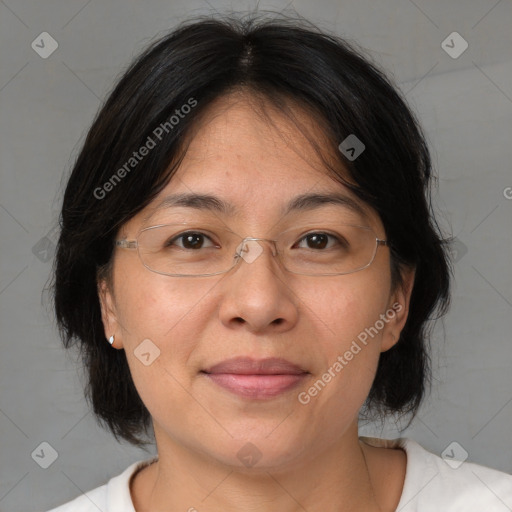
top-left (48, 13), bottom-right (512, 512)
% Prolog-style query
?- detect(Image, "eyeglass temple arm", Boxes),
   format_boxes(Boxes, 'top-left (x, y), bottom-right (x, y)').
top-left (115, 240), bottom-right (137, 249)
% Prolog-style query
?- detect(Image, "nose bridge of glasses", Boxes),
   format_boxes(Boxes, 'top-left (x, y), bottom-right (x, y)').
top-left (235, 237), bottom-right (279, 265)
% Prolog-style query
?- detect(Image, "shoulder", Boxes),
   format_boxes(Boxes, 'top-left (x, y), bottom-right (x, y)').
top-left (363, 437), bottom-right (512, 511)
top-left (46, 484), bottom-right (108, 512)
top-left (45, 457), bottom-right (157, 512)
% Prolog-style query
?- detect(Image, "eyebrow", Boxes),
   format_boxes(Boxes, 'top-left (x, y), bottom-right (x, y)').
top-left (143, 193), bottom-right (237, 222)
top-left (144, 191), bottom-right (368, 222)
top-left (285, 192), bottom-right (368, 219)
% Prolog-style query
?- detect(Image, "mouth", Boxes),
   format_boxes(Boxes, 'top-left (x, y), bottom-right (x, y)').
top-left (201, 357), bottom-right (309, 399)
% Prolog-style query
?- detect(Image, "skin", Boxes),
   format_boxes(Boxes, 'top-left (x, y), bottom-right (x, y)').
top-left (98, 91), bottom-right (415, 512)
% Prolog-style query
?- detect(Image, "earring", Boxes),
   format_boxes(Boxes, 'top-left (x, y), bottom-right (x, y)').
top-left (108, 335), bottom-right (115, 346)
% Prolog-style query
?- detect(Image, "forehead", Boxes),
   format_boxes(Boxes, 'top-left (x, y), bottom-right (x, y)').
top-left (133, 93), bottom-right (381, 230)
top-left (173, 92), bottom-right (335, 185)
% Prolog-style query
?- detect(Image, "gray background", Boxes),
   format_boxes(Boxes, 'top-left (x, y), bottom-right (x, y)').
top-left (0, 0), bottom-right (511, 510)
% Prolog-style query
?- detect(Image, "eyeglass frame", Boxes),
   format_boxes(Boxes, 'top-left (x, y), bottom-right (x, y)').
top-left (115, 222), bottom-right (388, 278)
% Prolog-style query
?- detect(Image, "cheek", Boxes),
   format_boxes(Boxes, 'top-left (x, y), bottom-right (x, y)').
top-left (113, 260), bottom-right (214, 342)
top-left (296, 273), bottom-right (391, 408)
top-left (112, 262), bottom-right (223, 399)
top-left (113, 271), bottom-right (219, 427)
top-left (302, 271), bottom-right (391, 347)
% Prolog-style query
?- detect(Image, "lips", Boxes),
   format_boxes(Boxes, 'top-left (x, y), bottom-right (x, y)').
top-left (201, 357), bottom-right (309, 399)
top-left (204, 357), bottom-right (307, 375)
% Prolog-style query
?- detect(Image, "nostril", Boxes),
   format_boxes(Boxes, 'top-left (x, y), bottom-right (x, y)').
top-left (272, 318), bottom-right (284, 325)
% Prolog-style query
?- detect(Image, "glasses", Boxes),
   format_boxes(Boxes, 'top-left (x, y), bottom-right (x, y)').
top-left (115, 222), bottom-right (388, 277)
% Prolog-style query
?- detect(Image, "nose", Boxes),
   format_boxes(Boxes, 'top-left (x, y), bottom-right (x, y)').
top-left (218, 238), bottom-right (299, 334)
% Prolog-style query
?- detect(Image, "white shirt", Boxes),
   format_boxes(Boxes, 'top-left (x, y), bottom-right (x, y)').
top-left (46, 437), bottom-right (512, 511)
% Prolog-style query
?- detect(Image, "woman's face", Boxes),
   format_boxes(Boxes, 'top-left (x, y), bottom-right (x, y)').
top-left (99, 94), bottom-right (412, 470)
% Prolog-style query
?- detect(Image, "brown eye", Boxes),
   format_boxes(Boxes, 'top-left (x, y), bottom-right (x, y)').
top-left (305, 233), bottom-right (328, 249)
top-left (296, 232), bottom-right (343, 250)
top-left (167, 232), bottom-right (215, 250)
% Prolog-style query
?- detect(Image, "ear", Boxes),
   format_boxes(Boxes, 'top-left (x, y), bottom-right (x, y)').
top-left (97, 277), bottom-right (124, 349)
top-left (381, 266), bottom-right (415, 352)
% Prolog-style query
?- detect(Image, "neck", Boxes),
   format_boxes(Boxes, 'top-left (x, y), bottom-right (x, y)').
top-left (131, 424), bottom-right (388, 512)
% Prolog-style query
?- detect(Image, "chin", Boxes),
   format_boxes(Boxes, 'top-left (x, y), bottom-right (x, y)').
top-left (199, 424), bottom-right (309, 471)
